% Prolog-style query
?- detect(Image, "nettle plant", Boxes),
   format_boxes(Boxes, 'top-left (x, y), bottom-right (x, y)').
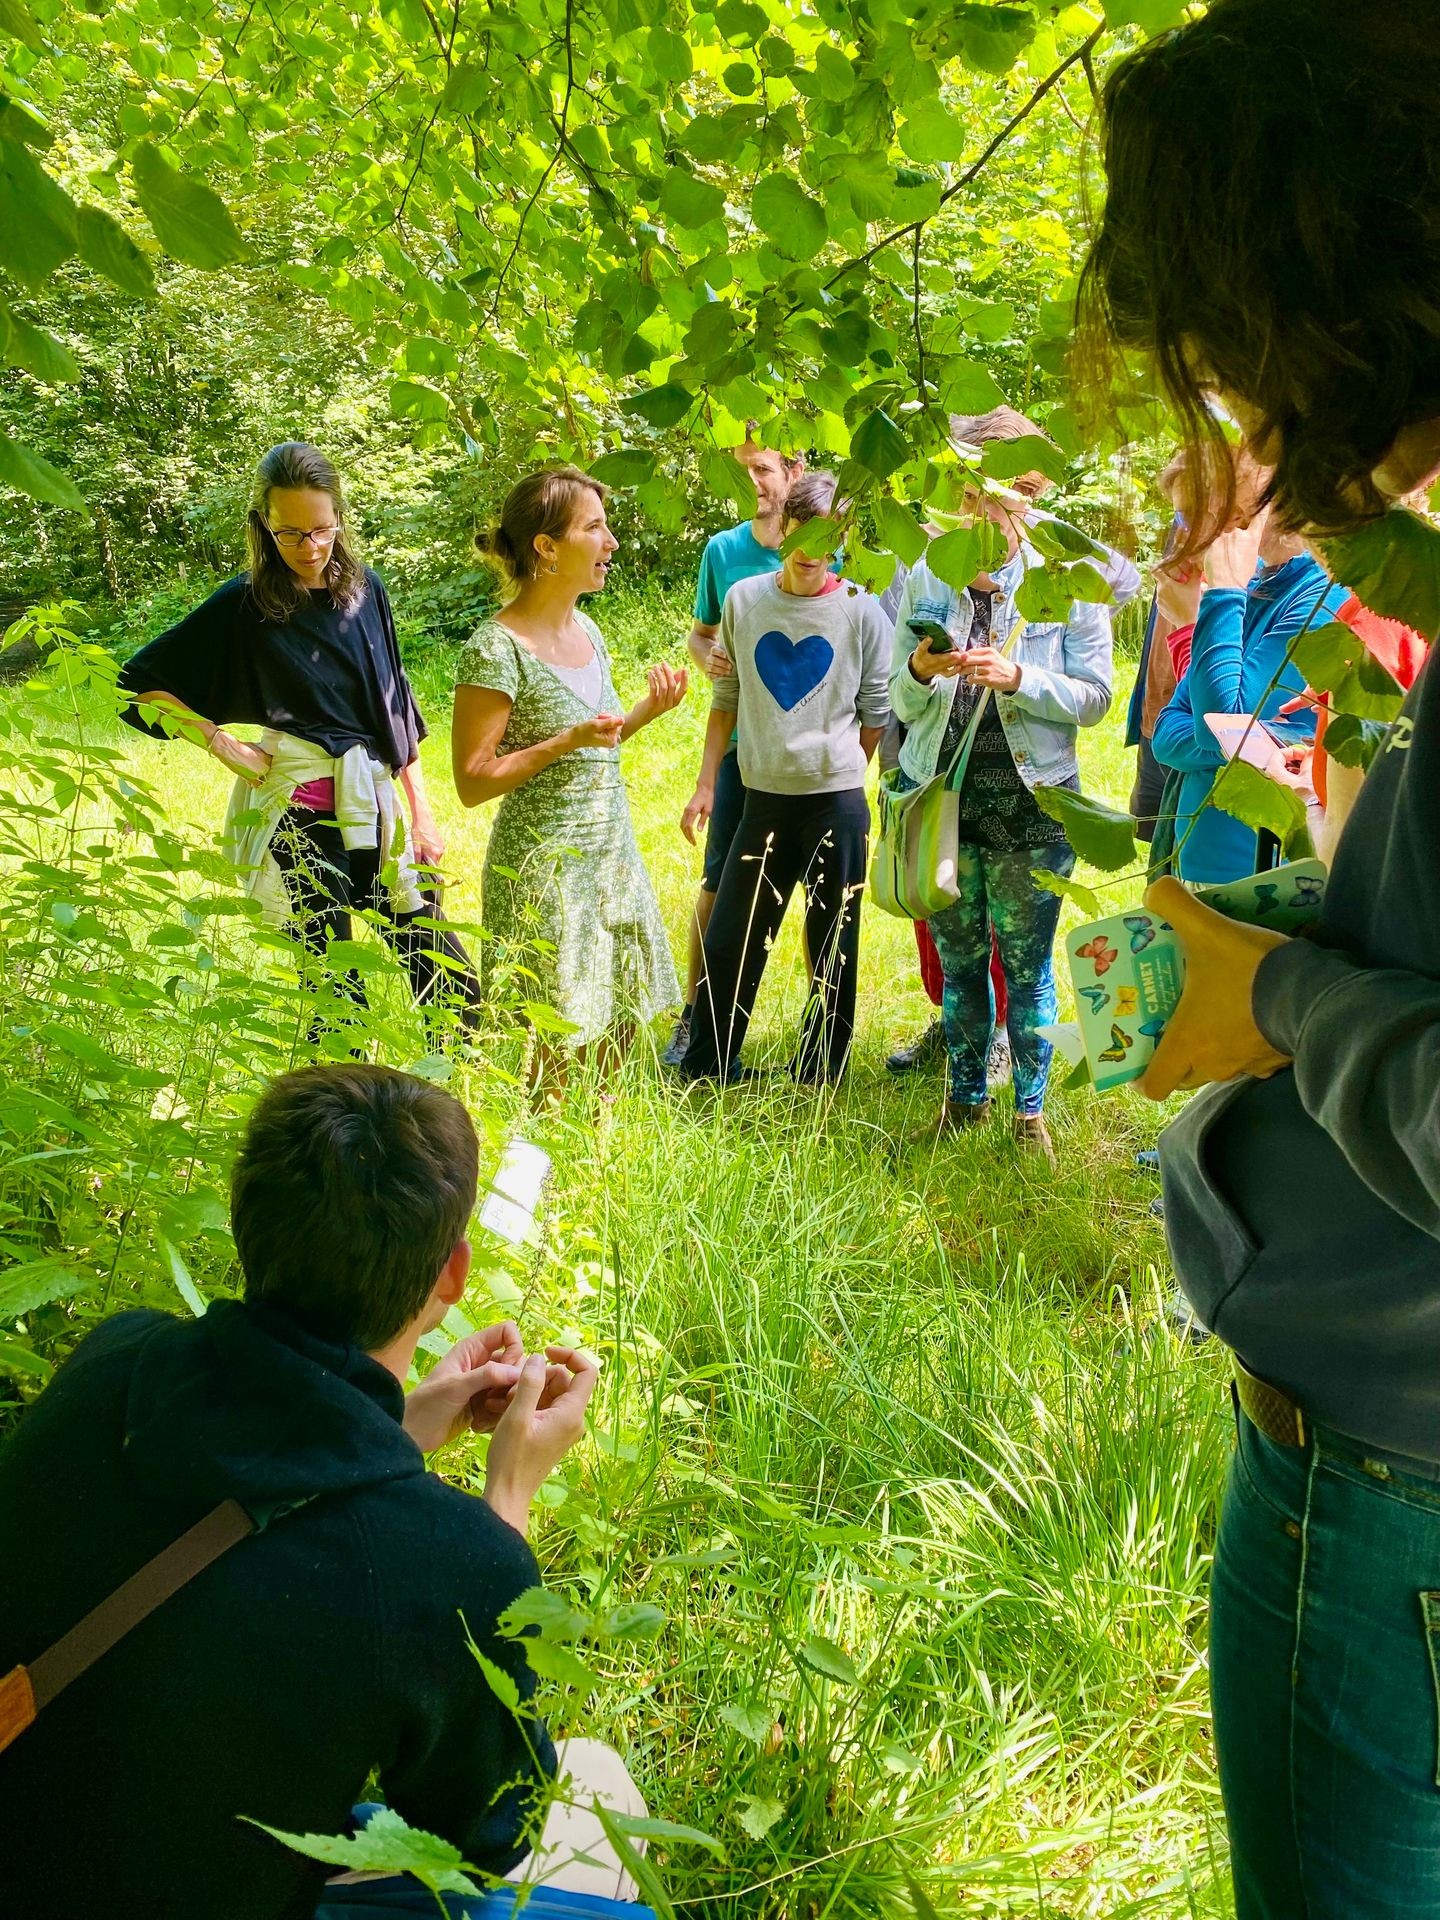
top-left (0, 607), bottom-right (520, 1413)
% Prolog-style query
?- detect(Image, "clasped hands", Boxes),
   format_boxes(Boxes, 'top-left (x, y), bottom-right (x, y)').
top-left (402, 1319), bottom-right (599, 1531)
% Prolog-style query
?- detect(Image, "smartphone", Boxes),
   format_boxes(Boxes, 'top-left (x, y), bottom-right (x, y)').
top-left (908, 618), bottom-right (955, 653)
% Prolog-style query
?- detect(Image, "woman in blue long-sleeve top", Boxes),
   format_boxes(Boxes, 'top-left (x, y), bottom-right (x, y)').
top-left (1152, 505), bottom-right (1346, 883)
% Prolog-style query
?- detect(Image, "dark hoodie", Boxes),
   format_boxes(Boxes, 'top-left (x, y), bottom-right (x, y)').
top-left (0, 1301), bottom-right (555, 1919)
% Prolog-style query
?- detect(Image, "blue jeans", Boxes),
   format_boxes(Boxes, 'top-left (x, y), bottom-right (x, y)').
top-left (925, 841), bottom-right (1073, 1114)
top-left (1212, 1406), bottom-right (1440, 1918)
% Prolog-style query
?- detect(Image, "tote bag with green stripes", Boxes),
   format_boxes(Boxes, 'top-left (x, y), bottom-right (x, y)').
top-left (870, 624), bottom-right (1024, 921)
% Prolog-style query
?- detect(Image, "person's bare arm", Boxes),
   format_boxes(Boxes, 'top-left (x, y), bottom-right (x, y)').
top-left (860, 724), bottom-right (886, 764)
top-left (128, 689), bottom-right (271, 785)
top-left (680, 704), bottom-right (739, 845)
top-left (452, 684), bottom-right (623, 808)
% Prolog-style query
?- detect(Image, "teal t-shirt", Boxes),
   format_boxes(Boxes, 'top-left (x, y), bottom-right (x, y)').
top-left (693, 522), bottom-right (782, 626)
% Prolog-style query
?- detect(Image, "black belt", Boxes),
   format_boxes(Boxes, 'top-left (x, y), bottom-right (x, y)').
top-left (1234, 1354), bottom-right (1307, 1450)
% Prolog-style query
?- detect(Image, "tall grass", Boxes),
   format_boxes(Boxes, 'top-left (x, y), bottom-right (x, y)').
top-left (0, 591), bottom-right (1233, 1915)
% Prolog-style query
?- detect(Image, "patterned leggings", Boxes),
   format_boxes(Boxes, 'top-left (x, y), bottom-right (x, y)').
top-left (926, 840), bottom-right (1074, 1114)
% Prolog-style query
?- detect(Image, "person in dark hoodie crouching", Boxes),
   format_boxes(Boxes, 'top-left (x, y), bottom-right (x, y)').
top-left (0, 1064), bottom-right (648, 1919)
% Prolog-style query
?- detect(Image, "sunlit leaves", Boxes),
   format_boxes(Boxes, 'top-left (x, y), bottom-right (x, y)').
top-left (0, 0), bottom-right (42, 49)
top-left (1210, 759), bottom-right (1310, 855)
top-left (590, 447), bottom-right (658, 486)
top-left (851, 408), bottom-right (910, 480)
top-left (0, 307), bottom-right (79, 384)
top-left (0, 431), bottom-right (84, 508)
top-left (131, 143), bottom-right (248, 270)
top-left (750, 172), bottom-right (827, 258)
top-left (1032, 787), bottom-right (1140, 871)
top-left (699, 448), bottom-right (757, 518)
top-left (1322, 510), bottom-right (1440, 641)
top-left (1292, 622), bottom-right (1405, 722)
top-left (0, 136), bottom-right (76, 288)
top-left (248, 1809), bottom-right (483, 1899)
top-left (74, 205), bottom-right (156, 299)
top-left (622, 383), bottom-right (694, 430)
top-left (871, 496), bottom-right (927, 567)
top-left (660, 166), bottom-right (726, 230)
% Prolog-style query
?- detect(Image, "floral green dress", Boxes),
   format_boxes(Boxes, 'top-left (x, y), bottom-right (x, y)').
top-left (456, 613), bottom-right (679, 1044)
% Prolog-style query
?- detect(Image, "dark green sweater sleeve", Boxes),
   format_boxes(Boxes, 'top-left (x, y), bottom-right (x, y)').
top-left (1254, 937), bottom-right (1440, 1239)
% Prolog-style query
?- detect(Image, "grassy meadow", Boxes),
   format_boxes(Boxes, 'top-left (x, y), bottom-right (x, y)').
top-left (1, 587), bottom-right (1232, 1916)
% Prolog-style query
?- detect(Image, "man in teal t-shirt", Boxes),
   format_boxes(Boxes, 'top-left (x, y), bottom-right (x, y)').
top-left (663, 438), bottom-right (803, 1066)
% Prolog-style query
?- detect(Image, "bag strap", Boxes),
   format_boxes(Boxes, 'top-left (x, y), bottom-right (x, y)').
top-left (0, 1497), bottom-right (254, 1755)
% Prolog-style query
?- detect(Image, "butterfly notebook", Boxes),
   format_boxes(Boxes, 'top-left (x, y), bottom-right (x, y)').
top-left (1065, 859), bottom-right (1328, 1091)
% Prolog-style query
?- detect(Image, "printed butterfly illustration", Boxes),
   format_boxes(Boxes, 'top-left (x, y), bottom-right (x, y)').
top-left (1079, 984), bottom-right (1110, 1014)
top-left (1098, 1023), bottom-right (1135, 1064)
top-left (1076, 936), bottom-right (1119, 976)
top-left (1123, 914), bottom-right (1156, 953)
top-left (1115, 987), bottom-right (1138, 1015)
top-left (1139, 1016), bottom-right (1168, 1039)
top-left (1292, 876), bottom-right (1324, 907)
top-left (1252, 883), bottom-right (1280, 916)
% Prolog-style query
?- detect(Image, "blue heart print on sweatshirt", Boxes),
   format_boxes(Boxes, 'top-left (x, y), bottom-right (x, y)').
top-left (754, 629), bottom-right (834, 712)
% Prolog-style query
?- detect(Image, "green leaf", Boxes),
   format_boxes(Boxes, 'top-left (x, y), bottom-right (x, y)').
top-left (0, 0), bottom-right (42, 51)
top-left (1031, 787), bottom-right (1140, 872)
top-left (1292, 621), bottom-right (1406, 721)
top-left (523, 1636), bottom-right (599, 1695)
top-left (872, 496), bottom-right (927, 568)
top-left (0, 432), bottom-right (84, 509)
top-left (660, 168), bottom-right (725, 229)
top-left (159, 1236), bottom-right (207, 1318)
top-left (735, 1795), bottom-right (785, 1841)
top-left (938, 358), bottom-right (1007, 414)
top-left (0, 136), bottom-right (76, 289)
top-left (498, 1585), bottom-right (594, 1641)
top-left (596, 1600), bottom-right (666, 1640)
top-left (979, 434), bottom-right (1067, 486)
top-left (699, 448), bottom-right (757, 518)
top-left (851, 408), bottom-right (910, 481)
top-left (899, 103), bottom-right (965, 166)
top-left (622, 383), bottom-right (693, 430)
top-left (0, 307), bottom-right (79, 383)
top-left (1025, 515), bottom-right (1105, 564)
top-left (590, 447), bottom-right (657, 487)
top-left (470, 1646), bottom-right (520, 1712)
top-left (751, 173), bottom-right (828, 260)
top-left (600, 1810), bottom-right (725, 1857)
top-left (389, 378), bottom-right (449, 423)
top-left (799, 1634), bottom-right (858, 1685)
top-left (1321, 509), bottom-right (1440, 640)
top-left (0, 1257), bottom-right (88, 1320)
top-left (1031, 868), bottom-right (1101, 918)
top-left (440, 61), bottom-right (490, 114)
top-left (957, 3), bottom-right (1037, 74)
top-left (719, 1700), bottom-right (775, 1745)
top-left (1102, 0), bottom-right (1188, 30)
top-left (74, 204), bottom-right (155, 299)
top-left (404, 335), bottom-right (460, 379)
top-left (1209, 759), bottom-right (1308, 850)
top-left (1324, 712), bottom-right (1392, 770)
top-left (904, 1872), bottom-right (946, 1920)
top-left (245, 1809), bottom-right (481, 1897)
top-left (925, 525), bottom-right (981, 595)
top-left (647, 25), bottom-right (693, 83)
top-left (131, 142), bottom-right (247, 270)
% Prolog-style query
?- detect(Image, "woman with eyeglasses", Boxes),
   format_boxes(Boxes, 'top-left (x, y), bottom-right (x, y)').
top-left (117, 440), bottom-right (482, 1035)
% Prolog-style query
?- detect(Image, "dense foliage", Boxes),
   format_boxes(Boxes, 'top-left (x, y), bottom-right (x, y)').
top-left (0, 0), bottom-right (1196, 624)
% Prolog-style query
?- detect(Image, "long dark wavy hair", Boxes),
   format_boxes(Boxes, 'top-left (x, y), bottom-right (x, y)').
top-left (1076, 0), bottom-right (1440, 542)
top-left (245, 443), bottom-right (368, 622)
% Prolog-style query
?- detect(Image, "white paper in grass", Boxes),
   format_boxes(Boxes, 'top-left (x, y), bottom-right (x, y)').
top-left (477, 1137), bottom-right (551, 1246)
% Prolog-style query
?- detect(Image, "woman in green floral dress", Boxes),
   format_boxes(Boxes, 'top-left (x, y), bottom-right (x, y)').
top-left (453, 465), bottom-right (686, 1089)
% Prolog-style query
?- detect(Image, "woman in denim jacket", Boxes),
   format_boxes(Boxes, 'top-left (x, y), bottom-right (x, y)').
top-left (892, 496), bottom-right (1112, 1163)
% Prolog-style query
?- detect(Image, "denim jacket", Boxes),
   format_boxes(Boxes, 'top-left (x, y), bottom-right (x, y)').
top-left (888, 548), bottom-right (1114, 789)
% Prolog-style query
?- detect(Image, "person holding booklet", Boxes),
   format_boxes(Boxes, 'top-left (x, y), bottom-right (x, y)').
top-left (678, 471), bottom-right (891, 1086)
top-left (889, 441), bottom-right (1113, 1165)
top-left (1080, 1), bottom-right (1440, 1910)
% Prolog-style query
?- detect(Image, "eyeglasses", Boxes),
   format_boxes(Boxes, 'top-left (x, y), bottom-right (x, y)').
top-left (268, 524), bottom-right (340, 550)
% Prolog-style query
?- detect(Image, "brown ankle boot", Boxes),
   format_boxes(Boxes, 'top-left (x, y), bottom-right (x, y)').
top-left (911, 1098), bottom-right (992, 1145)
top-left (1013, 1113), bottom-right (1056, 1165)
